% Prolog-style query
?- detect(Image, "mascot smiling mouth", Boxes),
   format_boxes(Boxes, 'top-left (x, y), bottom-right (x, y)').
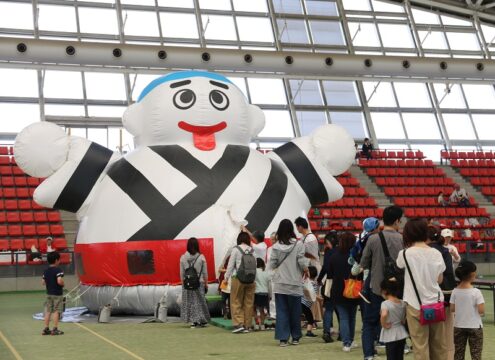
top-left (178, 121), bottom-right (227, 151)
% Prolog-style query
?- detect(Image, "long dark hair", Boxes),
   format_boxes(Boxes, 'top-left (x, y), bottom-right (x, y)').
top-left (338, 232), bottom-right (356, 254)
top-left (403, 218), bottom-right (428, 248)
top-left (237, 231), bottom-right (251, 246)
top-left (187, 237), bottom-right (200, 255)
top-left (427, 225), bottom-right (443, 245)
top-left (276, 219), bottom-right (296, 245)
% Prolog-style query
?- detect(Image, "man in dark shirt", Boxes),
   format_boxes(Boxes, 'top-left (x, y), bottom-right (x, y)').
top-left (42, 251), bottom-right (65, 335)
top-left (361, 138), bottom-right (374, 160)
top-left (360, 206), bottom-right (404, 360)
top-left (318, 231), bottom-right (338, 343)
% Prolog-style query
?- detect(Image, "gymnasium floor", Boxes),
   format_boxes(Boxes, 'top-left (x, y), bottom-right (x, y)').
top-left (0, 291), bottom-right (493, 360)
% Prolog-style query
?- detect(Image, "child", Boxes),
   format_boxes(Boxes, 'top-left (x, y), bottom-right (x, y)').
top-left (302, 266), bottom-right (319, 337)
top-left (450, 261), bottom-right (485, 360)
top-left (41, 251), bottom-right (65, 335)
top-left (379, 279), bottom-right (408, 360)
top-left (254, 258), bottom-right (271, 330)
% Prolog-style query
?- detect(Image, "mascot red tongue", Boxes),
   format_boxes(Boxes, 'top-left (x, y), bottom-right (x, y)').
top-left (13, 71), bottom-right (355, 315)
top-left (178, 121), bottom-right (227, 151)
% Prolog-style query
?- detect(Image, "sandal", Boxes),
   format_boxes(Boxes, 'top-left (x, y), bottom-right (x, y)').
top-left (51, 328), bottom-right (64, 335)
top-left (42, 328), bottom-right (51, 336)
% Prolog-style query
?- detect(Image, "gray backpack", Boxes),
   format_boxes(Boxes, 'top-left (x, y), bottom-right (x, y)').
top-left (235, 246), bottom-right (256, 284)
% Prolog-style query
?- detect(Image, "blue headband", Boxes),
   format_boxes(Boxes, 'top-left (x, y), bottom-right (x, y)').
top-left (137, 71), bottom-right (233, 102)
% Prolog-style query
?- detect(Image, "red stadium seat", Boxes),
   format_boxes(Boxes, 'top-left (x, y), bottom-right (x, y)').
top-left (14, 177), bottom-right (27, 187)
top-left (16, 188), bottom-right (29, 198)
top-left (0, 166), bottom-right (12, 175)
top-left (53, 237), bottom-right (67, 250)
top-left (24, 238), bottom-right (38, 250)
top-left (0, 239), bottom-right (9, 251)
top-left (3, 188), bottom-right (16, 198)
top-left (8, 225), bottom-right (22, 237)
top-left (34, 212), bottom-right (48, 223)
top-left (18, 200), bottom-right (30, 210)
top-left (20, 212), bottom-right (34, 223)
top-left (22, 225), bottom-right (37, 236)
top-left (1, 177), bottom-right (14, 187)
top-left (12, 166), bottom-right (24, 176)
top-left (10, 239), bottom-right (24, 250)
top-left (36, 225), bottom-right (50, 236)
top-left (59, 253), bottom-right (71, 264)
top-left (27, 177), bottom-right (40, 187)
top-left (6, 212), bottom-right (20, 223)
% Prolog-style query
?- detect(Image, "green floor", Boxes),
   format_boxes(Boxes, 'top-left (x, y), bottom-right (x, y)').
top-left (0, 291), bottom-right (493, 360)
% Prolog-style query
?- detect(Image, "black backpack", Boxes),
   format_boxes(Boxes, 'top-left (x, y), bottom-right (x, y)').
top-left (183, 256), bottom-right (202, 290)
top-left (235, 246), bottom-right (257, 284)
top-left (379, 232), bottom-right (404, 283)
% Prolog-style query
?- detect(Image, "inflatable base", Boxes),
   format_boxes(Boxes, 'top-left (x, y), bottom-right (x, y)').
top-left (80, 284), bottom-right (222, 316)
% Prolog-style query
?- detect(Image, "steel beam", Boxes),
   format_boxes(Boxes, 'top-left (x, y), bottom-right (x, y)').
top-left (2, 37), bottom-right (495, 81)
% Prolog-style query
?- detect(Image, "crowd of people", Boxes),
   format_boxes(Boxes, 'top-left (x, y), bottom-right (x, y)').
top-left (40, 208), bottom-right (486, 360)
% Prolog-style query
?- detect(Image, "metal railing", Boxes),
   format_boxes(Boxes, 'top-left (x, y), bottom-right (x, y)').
top-left (0, 251), bottom-right (75, 278)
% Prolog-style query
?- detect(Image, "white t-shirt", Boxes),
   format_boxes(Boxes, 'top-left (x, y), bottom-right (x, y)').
top-left (450, 287), bottom-right (485, 328)
top-left (252, 242), bottom-right (267, 261)
top-left (302, 233), bottom-right (320, 267)
top-left (396, 247), bottom-right (446, 310)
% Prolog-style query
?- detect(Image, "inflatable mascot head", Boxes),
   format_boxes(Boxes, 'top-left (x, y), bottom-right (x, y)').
top-left (123, 71), bottom-right (265, 150)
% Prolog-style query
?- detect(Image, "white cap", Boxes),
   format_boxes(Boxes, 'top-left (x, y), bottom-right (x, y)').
top-left (441, 229), bottom-right (454, 238)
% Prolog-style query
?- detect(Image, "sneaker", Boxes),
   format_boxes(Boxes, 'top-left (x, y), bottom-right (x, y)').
top-left (306, 331), bottom-right (317, 337)
top-left (376, 342), bottom-right (386, 349)
top-left (242, 328), bottom-right (250, 334)
top-left (291, 339), bottom-right (300, 345)
top-left (232, 326), bottom-right (245, 334)
top-left (322, 332), bottom-right (334, 343)
top-left (260, 325), bottom-right (266, 331)
top-left (342, 345), bottom-right (351, 352)
top-left (199, 322), bottom-right (208, 328)
top-left (351, 341), bottom-right (359, 349)
top-left (254, 324), bottom-right (260, 331)
top-left (51, 328), bottom-right (64, 335)
top-left (404, 345), bottom-right (412, 354)
top-left (42, 327), bottom-right (51, 336)
top-left (279, 341), bottom-right (289, 347)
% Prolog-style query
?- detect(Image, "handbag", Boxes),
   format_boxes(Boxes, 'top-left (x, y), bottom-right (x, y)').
top-left (303, 279), bottom-right (317, 302)
top-left (403, 249), bottom-right (446, 326)
top-left (343, 277), bottom-right (363, 299)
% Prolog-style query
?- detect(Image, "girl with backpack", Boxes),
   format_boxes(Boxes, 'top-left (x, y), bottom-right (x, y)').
top-left (269, 219), bottom-right (309, 347)
top-left (179, 237), bottom-right (210, 328)
top-left (224, 231), bottom-right (257, 334)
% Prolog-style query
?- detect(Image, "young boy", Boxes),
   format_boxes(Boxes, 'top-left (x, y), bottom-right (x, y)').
top-left (42, 251), bottom-right (65, 335)
top-left (302, 266), bottom-right (319, 337)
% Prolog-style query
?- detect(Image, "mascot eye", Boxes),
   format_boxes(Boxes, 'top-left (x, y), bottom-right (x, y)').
top-left (173, 89), bottom-right (196, 110)
top-left (209, 90), bottom-right (229, 111)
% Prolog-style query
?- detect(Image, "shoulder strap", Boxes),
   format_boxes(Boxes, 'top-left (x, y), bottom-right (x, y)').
top-left (188, 254), bottom-right (200, 268)
top-left (236, 245), bottom-right (252, 255)
top-left (379, 232), bottom-right (391, 259)
top-left (403, 249), bottom-right (422, 305)
top-left (275, 243), bottom-right (297, 269)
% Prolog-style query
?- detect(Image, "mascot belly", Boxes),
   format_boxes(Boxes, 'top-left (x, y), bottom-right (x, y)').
top-left (14, 71), bottom-right (355, 314)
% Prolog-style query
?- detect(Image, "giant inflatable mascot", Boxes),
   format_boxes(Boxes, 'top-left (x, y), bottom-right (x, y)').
top-left (14, 71), bottom-right (355, 314)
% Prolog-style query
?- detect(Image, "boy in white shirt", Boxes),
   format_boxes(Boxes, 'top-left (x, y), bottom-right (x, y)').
top-left (450, 261), bottom-right (485, 360)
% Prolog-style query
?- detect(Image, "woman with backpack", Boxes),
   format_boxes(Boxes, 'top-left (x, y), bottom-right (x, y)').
top-left (270, 219), bottom-right (309, 347)
top-left (180, 237), bottom-right (210, 328)
top-left (224, 231), bottom-right (257, 334)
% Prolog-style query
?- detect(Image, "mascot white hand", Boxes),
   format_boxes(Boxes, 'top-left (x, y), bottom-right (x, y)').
top-left (14, 71), bottom-right (354, 314)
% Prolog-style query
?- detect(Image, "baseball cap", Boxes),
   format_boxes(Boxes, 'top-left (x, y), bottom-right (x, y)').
top-left (441, 228), bottom-right (454, 238)
top-left (363, 217), bottom-right (380, 233)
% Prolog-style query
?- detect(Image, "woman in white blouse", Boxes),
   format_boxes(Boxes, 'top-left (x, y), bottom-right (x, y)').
top-left (396, 218), bottom-right (447, 360)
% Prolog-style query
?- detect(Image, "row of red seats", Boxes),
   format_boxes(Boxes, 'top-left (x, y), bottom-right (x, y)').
top-left (0, 211), bottom-right (61, 223)
top-left (310, 220), bottom-right (363, 232)
top-left (0, 157), bottom-right (17, 165)
top-left (459, 168), bottom-right (495, 177)
top-left (309, 208), bottom-right (384, 219)
top-left (441, 150), bottom-right (495, 160)
top-left (480, 187), bottom-right (495, 196)
top-left (0, 188), bottom-right (35, 198)
top-left (454, 242), bottom-right (495, 254)
top-left (367, 168), bottom-right (444, 177)
top-left (0, 166), bottom-right (25, 176)
top-left (470, 178), bottom-right (495, 186)
top-left (343, 187), bottom-right (368, 197)
top-left (360, 159), bottom-right (433, 168)
top-left (404, 207), bottom-right (488, 218)
top-left (0, 225), bottom-right (64, 237)
top-left (318, 197), bottom-right (377, 208)
top-left (337, 177), bottom-right (360, 187)
top-left (1, 177), bottom-right (42, 187)
top-left (0, 237), bottom-right (67, 251)
top-left (0, 252), bottom-right (71, 265)
top-left (0, 200), bottom-right (45, 210)
top-left (384, 186), bottom-right (454, 196)
top-left (394, 197), bottom-right (477, 208)
top-left (451, 159), bottom-right (495, 168)
top-left (370, 150), bottom-right (425, 159)
top-left (375, 177), bottom-right (454, 187)
top-left (0, 147), bottom-right (13, 155)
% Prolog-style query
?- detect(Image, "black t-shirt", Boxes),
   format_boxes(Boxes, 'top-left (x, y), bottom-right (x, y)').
top-left (43, 266), bottom-right (64, 296)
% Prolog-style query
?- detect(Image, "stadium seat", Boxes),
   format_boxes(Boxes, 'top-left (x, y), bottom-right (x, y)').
top-left (34, 212), bottom-right (48, 223)
top-left (8, 225), bottom-right (22, 237)
top-left (36, 225), bottom-right (51, 236)
top-left (31, 201), bottom-right (44, 210)
top-left (1, 177), bottom-right (14, 187)
top-left (53, 238), bottom-right (68, 250)
top-left (27, 177), bottom-right (40, 187)
top-left (10, 239), bottom-right (24, 251)
top-left (3, 188), bottom-right (16, 198)
top-left (22, 225), bottom-right (36, 236)
top-left (20, 212), bottom-right (34, 223)
top-left (16, 188), bottom-right (29, 198)
top-left (0, 239), bottom-right (9, 251)
top-left (18, 200), bottom-right (30, 210)
top-left (6, 212), bottom-right (20, 223)
top-left (24, 238), bottom-right (38, 250)
top-left (59, 253), bottom-right (71, 264)
top-left (14, 177), bottom-right (27, 187)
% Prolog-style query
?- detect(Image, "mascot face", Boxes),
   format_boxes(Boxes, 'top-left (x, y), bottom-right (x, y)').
top-left (123, 72), bottom-right (265, 150)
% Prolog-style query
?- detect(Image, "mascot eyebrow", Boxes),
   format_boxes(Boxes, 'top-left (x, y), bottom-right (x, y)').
top-left (170, 80), bottom-right (191, 88)
top-left (210, 80), bottom-right (229, 89)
